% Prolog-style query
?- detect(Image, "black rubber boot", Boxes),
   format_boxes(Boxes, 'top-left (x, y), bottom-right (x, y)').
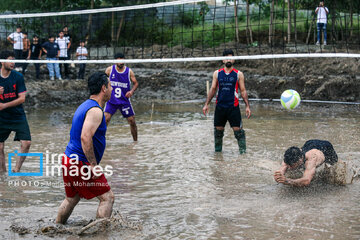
top-left (214, 128), bottom-right (224, 152)
top-left (234, 129), bottom-right (246, 154)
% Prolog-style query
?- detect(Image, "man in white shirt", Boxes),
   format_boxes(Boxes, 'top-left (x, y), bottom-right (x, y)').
top-left (76, 40), bottom-right (88, 79)
top-left (315, 1), bottom-right (329, 45)
top-left (7, 25), bottom-right (24, 71)
top-left (56, 30), bottom-right (70, 79)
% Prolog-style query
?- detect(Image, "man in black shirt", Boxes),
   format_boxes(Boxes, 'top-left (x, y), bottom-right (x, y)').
top-left (27, 35), bottom-right (42, 79)
top-left (0, 51), bottom-right (31, 173)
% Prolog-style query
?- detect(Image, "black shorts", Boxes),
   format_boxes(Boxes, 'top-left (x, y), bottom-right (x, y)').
top-left (0, 119), bottom-right (31, 142)
top-left (214, 105), bottom-right (242, 128)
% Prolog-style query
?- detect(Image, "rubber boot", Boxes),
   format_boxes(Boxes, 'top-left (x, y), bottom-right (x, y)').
top-left (234, 129), bottom-right (246, 154)
top-left (214, 128), bottom-right (224, 152)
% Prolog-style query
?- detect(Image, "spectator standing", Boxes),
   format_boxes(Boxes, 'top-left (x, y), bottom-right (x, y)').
top-left (56, 30), bottom-right (70, 79)
top-left (42, 36), bottom-right (61, 80)
top-left (27, 35), bottom-right (42, 80)
top-left (21, 32), bottom-right (30, 75)
top-left (315, 1), bottom-right (329, 45)
top-left (63, 26), bottom-right (72, 61)
top-left (76, 40), bottom-right (88, 80)
top-left (7, 25), bottom-right (24, 71)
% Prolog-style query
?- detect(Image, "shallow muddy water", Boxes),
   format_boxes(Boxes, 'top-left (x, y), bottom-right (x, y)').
top-left (0, 101), bottom-right (359, 239)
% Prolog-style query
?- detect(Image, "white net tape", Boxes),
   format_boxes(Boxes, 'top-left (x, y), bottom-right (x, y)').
top-left (2, 53), bottom-right (360, 64)
top-left (0, 0), bottom-right (206, 19)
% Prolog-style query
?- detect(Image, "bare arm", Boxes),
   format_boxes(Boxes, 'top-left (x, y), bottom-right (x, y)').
top-left (202, 71), bottom-right (218, 116)
top-left (0, 92), bottom-right (26, 111)
top-left (42, 48), bottom-right (47, 54)
top-left (238, 71), bottom-right (251, 118)
top-left (125, 69), bottom-right (138, 98)
top-left (81, 107), bottom-right (103, 179)
top-left (275, 161), bottom-right (316, 187)
top-left (315, 7), bottom-right (319, 14)
top-left (27, 48), bottom-right (31, 59)
top-left (105, 66), bottom-right (112, 76)
top-left (7, 36), bottom-right (14, 44)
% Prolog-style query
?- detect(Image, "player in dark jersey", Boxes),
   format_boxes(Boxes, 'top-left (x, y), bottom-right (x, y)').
top-left (274, 139), bottom-right (339, 187)
top-left (56, 72), bottom-right (114, 224)
top-left (0, 51), bottom-right (31, 173)
top-left (203, 49), bottom-right (251, 154)
top-left (104, 53), bottom-right (139, 141)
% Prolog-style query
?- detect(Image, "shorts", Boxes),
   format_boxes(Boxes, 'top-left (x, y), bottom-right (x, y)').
top-left (0, 119), bottom-right (31, 142)
top-left (322, 143), bottom-right (338, 165)
top-left (214, 105), bottom-right (242, 128)
top-left (104, 101), bottom-right (135, 118)
top-left (62, 155), bottom-right (111, 200)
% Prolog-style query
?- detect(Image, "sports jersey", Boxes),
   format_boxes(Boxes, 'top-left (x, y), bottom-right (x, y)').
top-left (0, 70), bottom-right (27, 122)
top-left (216, 68), bottom-right (239, 108)
top-left (65, 99), bottom-right (107, 164)
top-left (108, 65), bottom-right (131, 105)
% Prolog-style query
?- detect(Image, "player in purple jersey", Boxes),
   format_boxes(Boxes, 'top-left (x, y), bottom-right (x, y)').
top-left (104, 53), bottom-right (139, 141)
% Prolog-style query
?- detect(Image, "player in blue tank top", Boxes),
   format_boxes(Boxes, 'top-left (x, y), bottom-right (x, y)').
top-left (104, 53), bottom-right (139, 141)
top-left (274, 139), bottom-right (339, 187)
top-left (203, 49), bottom-right (251, 154)
top-left (56, 72), bottom-right (115, 224)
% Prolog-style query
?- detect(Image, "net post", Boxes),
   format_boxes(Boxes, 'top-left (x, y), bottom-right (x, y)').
top-left (206, 80), bottom-right (209, 96)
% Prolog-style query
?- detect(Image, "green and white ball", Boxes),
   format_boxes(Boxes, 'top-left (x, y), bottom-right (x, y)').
top-left (280, 89), bottom-right (301, 110)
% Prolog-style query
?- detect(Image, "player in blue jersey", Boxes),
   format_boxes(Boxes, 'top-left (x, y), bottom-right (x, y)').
top-left (56, 72), bottom-right (114, 224)
top-left (274, 139), bottom-right (338, 187)
top-left (203, 49), bottom-right (251, 154)
top-left (104, 53), bottom-right (139, 141)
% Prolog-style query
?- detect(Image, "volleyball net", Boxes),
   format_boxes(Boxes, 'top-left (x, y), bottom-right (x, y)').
top-left (0, 0), bottom-right (360, 64)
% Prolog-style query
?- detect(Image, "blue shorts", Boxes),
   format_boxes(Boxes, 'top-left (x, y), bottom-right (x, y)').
top-left (104, 101), bottom-right (135, 118)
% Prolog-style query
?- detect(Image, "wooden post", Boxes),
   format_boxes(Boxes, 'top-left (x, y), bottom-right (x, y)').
top-left (206, 80), bottom-right (210, 96)
top-left (150, 102), bottom-right (155, 122)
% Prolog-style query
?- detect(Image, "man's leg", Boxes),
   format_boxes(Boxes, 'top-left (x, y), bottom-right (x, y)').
top-left (214, 106), bottom-right (226, 152)
top-left (104, 112), bottom-right (113, 126)
top-left (47, 59), bottom-right (55, 79)
top-left (229, 107), bottom-right (245, 154)
top-left (104, 102), bottom-right (117, 126)
top-left (13, 140), bottom-right (31, 172)
top-left (127, 116), bottom-right (138, 141)
top-left (22, 52), bottom-right (28, 74)
top-left (96, 190), bottom-right (115, 218)
top-left (0, 142), bottom-right (6, 172)
top-left (55, 63), bottom-right (61, 79)
top-left (233, 127), bottom-right (246, 154)
top-left (214, 127), bottom-right (224, 152)
top-left (64, 63), bottom-right (69, 79)
top-left (59, 63), bottom-right (63, 76)
top-left (323, 24), bottom-right (327, 44)
top-left (56, 194), bottom-right (81, 224)
top-left (316, 23), bottom-right (321, 44)
top-left (14, 50), bottom-right (22, 68)
top-left (34, 63), bottom-right (40, 79)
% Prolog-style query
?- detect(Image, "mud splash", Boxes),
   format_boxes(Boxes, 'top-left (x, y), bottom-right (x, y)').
top-left (9, 210), bottom-right (142, 237)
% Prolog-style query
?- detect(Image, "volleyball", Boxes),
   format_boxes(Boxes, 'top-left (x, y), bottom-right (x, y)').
top-left (280, 90), bottom-right (301, 110)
